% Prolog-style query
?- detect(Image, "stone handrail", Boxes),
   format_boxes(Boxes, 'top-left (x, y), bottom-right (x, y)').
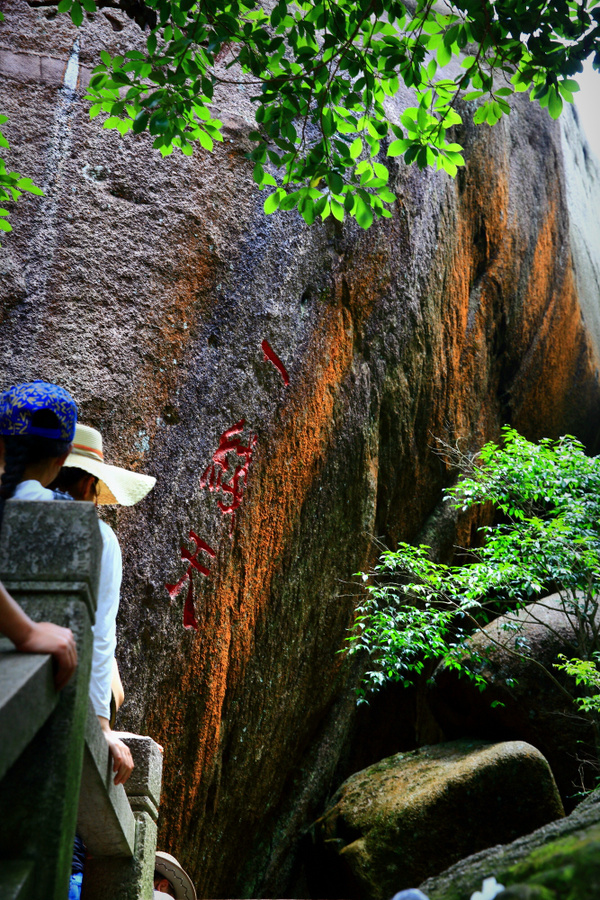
top-left (0, 638), bottom-right (59, 783)
top-left (81, 726), bottom-right (164, 899)
top-left (0, 501), bottom-right (162, 900)
top-left (79, 702), bottom-right (137, 858)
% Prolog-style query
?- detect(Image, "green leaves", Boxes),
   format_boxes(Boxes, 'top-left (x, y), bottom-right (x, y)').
top-left (56, 0), bottom-right (96, 25)
top-left (350, 137), bottom-right (363, 159)
top-left (14, 177), bottom-right (44, 196)
top-left (78, 0), bottom-right (463, 227)
top-left (354, 195), bottom-right (373, 229)
top-left (0, 118), bottom-right (44, 242)
top-left (50, 0), bottom-right (600, 228)
top-left (554, 654), bottom-right (600, 715)
top-left (347, 427), bottom-right (600, 706)
top-left (548, 87), bottom-right (564, 119)
top-left (84, 42), bottom-right (224, 159)
top-left (70, 2), bottom-right (84, 28)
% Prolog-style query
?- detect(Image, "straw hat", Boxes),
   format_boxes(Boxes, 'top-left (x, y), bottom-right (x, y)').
top-left (64, 423), bottom-right (156, 506)
top-left (154, 851), bottom-right (197, 900)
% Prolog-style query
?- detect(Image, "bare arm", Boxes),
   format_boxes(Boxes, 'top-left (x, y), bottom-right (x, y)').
top-left (111, 656), bottom-right (125, 713)
top-left (0, 580), bottom-right (77, 690)
top-left (97, 715), bottom-right (134, 785)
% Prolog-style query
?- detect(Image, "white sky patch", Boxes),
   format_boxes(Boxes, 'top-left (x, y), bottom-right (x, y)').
top-left (574, 57), bottom-right (600, 161)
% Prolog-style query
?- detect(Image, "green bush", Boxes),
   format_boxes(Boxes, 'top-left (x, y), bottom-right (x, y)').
top-left (346, 428), bottom-right (600, 728)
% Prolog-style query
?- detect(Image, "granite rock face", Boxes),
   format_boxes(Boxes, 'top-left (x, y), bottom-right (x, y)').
top-left (1, 2), bottom-right (600, 895)
top-left (314, 740), bottom-right (564, 900)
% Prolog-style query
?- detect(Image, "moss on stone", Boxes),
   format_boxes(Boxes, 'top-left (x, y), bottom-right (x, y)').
top-left (499, 887), bottom-right (557, 899)
top-left (423, 814), bottom-right (600, 900)
top-left (503, 826), bottom-right (600, 899)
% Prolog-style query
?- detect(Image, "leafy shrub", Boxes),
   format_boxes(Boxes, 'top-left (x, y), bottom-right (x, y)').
top-left (346, 428), bottom-right (600, 726)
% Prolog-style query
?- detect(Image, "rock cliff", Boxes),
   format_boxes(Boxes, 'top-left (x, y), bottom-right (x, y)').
top-left (1, 2), bottom-right (600, 895)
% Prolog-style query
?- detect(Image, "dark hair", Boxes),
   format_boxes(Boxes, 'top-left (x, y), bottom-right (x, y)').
top-left (153, 871), bottom-right (176, 897)
top-left (0, 410), bottom-right (71, 529)
top-left (49, 466), bottom-right (98, 501)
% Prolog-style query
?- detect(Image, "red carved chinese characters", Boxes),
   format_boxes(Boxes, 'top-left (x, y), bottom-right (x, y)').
top-left (166, 340), bottom-right (288, 629)
top-left (165, 531), bottom-right (216, 631)
top-left (200, 418), bottom-right (257, 528)
top-left (262, 339), bottom-right (290, 385)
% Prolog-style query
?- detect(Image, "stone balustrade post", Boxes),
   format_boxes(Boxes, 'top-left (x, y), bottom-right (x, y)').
top-left (0, 501), bottom-right (101, 900)
top-left (81, 735), bottom-right (163, 900)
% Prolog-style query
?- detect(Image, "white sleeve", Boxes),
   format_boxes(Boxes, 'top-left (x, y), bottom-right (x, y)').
top-left (89, 521), bottom-right (122, 720)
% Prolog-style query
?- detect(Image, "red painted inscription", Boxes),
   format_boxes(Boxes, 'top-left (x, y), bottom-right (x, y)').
top-left (261, 339), bottom-right (290, 386)
top-left (200, 419), bottom-right (257, 523)
top-left (167, 339), bottom-right (289, 628)
top-left (165, 531), bottom-right (216, 630)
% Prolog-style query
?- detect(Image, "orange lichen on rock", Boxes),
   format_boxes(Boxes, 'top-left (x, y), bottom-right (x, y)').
top-left (126, 113), bottom-right (600, 897)
top-left (126, 241), bottom-right (221, 465)
top-left (511, 210), bottom-right (600, 438)
top-left (155, 299), bottom-right (351, 797)
top-left (430, 156), bottom-right (515, 444)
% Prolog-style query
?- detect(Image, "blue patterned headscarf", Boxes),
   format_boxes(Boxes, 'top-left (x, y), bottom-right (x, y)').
top-left (0, 381), bottom-right (77, 441)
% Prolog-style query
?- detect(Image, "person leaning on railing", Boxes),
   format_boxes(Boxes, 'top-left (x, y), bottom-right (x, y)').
top-left (50, 422), bottom-right (156, 784)
top-left (0, 381), bottom-right (136, 784)
top-left (0, 578), bottom-right (77, 689)
top-left (51, 422), bottom-right (157, 900)
top-left (0, 381), bottom-right (79, 689)
top-left (0, 381), bottom-right (157, 900)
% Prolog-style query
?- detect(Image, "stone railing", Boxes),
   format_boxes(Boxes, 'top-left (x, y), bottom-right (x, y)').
top-left (0, 501), bottom-right (162, 900)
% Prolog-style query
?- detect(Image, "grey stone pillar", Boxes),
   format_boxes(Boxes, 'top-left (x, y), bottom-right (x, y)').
top-left (82, 735), bottom-right (163, 900)
top-left (0, 501), bottom-right (101, 900)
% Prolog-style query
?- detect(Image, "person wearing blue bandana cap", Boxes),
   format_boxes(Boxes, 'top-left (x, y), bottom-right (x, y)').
top-left (0, 381), bottom-right (77, 523)
top-left (0, 383), bottom-right (135, 784)
top-left (0, 381), bottom-right (78, 688)
top-left (0, 380), bottom-right (132, 900)
top-left (0, 380), bottom-right (77, 442)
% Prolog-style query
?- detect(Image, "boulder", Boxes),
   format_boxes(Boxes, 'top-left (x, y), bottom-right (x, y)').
top-left (428, 594), bottom-right (599, 802)
top-left (314, 740), bottom-right (564, 900)
top-left (420, 786), bottom-right (600, 900)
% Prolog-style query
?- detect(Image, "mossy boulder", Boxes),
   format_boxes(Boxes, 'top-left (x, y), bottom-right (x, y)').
top-left (428, 594), bottom-right (599, 802)
top-left (314, 739), bottom-right (563, 900)
top-left (421, 787), bottom-right (600, 900)
top-left (496, 888), bottom-right (559, 899)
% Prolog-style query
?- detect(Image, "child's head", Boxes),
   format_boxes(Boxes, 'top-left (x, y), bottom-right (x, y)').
top-left (51, 466), bottom-right (99, 502)
top-left (50, 422), bottom-right (156, 507)
top-left (153, 852), bottom-right (196, 899)
top-left (0, 382), bottom-right (77, 521)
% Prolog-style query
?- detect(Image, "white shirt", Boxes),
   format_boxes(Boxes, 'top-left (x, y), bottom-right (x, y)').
top-left (11, 480), bottom-right (122, 719)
